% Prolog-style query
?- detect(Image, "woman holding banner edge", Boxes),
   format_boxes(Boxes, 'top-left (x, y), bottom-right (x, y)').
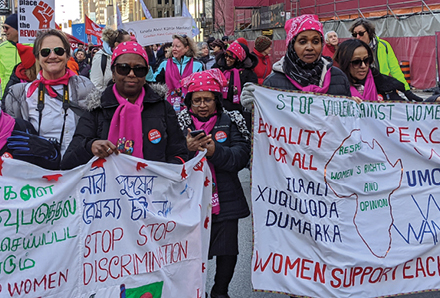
top-left (241, 14), bottom-right (351, 111)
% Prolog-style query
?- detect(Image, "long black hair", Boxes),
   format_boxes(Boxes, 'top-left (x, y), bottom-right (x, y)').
top-left (333, 39), bottom-right (374, 85)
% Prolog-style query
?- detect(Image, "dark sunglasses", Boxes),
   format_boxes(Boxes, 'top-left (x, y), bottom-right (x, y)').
top-left (114, 63), bottom-right (148, 77)
top-left (40, 47), bottom-right (66, 57)
top-left (225, 53), bottom-right (236, 60)
top-left (2, 25), bottom-right (10, 31)
top-left (352, 30), bottom-right (367, 38)
top-left (350, 56), bottom-right (373, 68)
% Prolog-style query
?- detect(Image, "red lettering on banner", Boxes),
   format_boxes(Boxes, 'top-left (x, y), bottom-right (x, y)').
top-left (84, 227), bottom-right (124, 257)
top-left (137, 221), bottom-right (177, 246)
top-left (7, 270), bottom-right (68, 296)
top-left (403, 259), bottom-right (414, 279)
top-left (386, 126), bottom-right (440, 144)
top-left (20, 30), bottom-right (38, 37)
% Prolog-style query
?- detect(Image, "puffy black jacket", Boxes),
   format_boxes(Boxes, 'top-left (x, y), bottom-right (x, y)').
top-left (180, 110), bottom-right (251, 222)
top-left (264, 58), bottom-right (351, 97)
top-left (61, 84), bottom-right (188, 169)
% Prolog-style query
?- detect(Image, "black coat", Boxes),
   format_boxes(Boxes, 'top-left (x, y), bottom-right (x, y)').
top-left (264, 63), bottom-right (352, 97)
top-left (181, 110), bottom-right (251, 222)
top-left (61, 84), bottom-right (188, 169)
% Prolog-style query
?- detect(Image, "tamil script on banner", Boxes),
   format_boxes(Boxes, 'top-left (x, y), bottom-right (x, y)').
top-left (18, 0), bottom-right (55, 43)
top-left (250, 84), bottom-right (440, 297)
top-left (123, 17), bottom-right (192, 46)
top-left (0, 154), bottom-right (212, 297)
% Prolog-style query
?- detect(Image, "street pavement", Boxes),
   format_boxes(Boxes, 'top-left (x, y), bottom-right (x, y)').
top-left (205, 169), bottom-right (440, 298)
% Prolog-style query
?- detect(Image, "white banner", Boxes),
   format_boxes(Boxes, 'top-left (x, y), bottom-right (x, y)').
top-left (18, 0), bottom-right (55, 44)
top-left (0, 154), bottom-right (211, 297)
top-left (122, 17), bottom-right (192, 46)
top-left (250, 84), bottom-right (440, 297)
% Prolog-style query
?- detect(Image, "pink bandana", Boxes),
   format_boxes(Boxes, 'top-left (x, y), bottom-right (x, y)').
top-left (227, 42), bottom-right (246, 62)
top-left (181, 69), bottom-right (228, 93)
top-left (285, 14), bottom-right (323, 47)
top-left (111, 41), bottom-right (149, 66)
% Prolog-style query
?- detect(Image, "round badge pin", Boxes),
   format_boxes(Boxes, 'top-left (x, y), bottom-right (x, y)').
top-left (215, 131), bottom-right (227, 143)
top-left (148, 129), bottom-right (162, 144)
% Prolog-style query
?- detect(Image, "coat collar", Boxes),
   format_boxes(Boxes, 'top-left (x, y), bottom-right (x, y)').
top-left (100, 83), bottom-right (163, 108)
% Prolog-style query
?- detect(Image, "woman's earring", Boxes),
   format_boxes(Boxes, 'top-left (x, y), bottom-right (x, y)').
top-left (112, 77), bottom-right (115, 83)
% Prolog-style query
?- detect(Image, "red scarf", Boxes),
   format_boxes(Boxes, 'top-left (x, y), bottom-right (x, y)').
top-left (222, 68), bottom-right (242, 104)
top-left (349, 70), bottom-right (380, 101)
top-left (27, 69), bottom-right (76, 98)
top-left (0, 111), bottom-right (15, 150)
top-left (108, 84), bottom-right (145, 159)
top-left (190, 110), bottom-right (220, 215)
top-left (165, 57), bottom-right (194, 107)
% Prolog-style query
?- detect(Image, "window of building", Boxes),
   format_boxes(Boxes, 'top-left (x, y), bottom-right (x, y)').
top-left (158, 0), bottom-right (162, 4)
top-left (158, 10), bottom-right (162, 18)
top-left (165, 0), bottom-right (169, 4)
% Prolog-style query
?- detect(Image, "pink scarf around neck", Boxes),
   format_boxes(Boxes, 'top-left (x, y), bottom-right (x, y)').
top-left (350, 69), bottom-right (380, 101)
top-left (222, 68), bottom-right (242, 104)
top-left (286, 67), bottom-right (332, 94)
top-left (108, 84), bottom-right (145, 159)
top-left (27, 69), bottom-right (76, 98)
top-left (190, 111), bottom-right (220, 215)
top-left (0, 111), bottom-right (15, 150)
top-left (165, 57), bottom-right (194, 107)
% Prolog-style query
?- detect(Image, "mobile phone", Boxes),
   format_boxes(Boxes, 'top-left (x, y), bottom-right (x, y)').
top-left (190, 129), bottom-right (206, 137)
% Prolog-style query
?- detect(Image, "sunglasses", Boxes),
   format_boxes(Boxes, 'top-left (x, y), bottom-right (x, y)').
top-left (350, 56), bottom-right (373, 68)
top-left (40, 47), bottom-right (66, 57)
top-left (225, 53), bottom-right (236, 60)
top-left (114, 63), bottom-right (148, 77)
top-left (192, 98), bottom-right (215, 107)
top-left (352, 30), bottom-right (367, 38)
top-left (2, 25), bottom-right (10, 31)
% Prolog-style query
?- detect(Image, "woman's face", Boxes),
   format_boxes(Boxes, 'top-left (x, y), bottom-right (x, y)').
top-left (262, 46), bottom-right (272, 56)
top-left (112, 53), bottom-right (147, 102)
top-left (201, 45), bottom-right (209, 57)
top-left (353, 25), bottom-right (371, 44)
top-left (172, 38), bottom-right (189, 60)
top-left (213, 45), bottom-right (222, 54)
top-left (293, 30), bottom-right (322, 64)
top-left (225, 51), bottom-right (236, 67)
top-left (191, 91), bottom-right (216, 118)
top-left (38, 35), bottom-right (68, 80)
top-left (349, 46), bottom-right (370, 81)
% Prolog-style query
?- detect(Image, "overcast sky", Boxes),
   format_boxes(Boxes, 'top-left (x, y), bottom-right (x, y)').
top-left (55, 0), bottom-right (80, 24)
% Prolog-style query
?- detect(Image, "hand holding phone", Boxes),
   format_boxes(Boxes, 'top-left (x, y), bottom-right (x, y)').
top-left (189, 129), bottom-right (206, 138)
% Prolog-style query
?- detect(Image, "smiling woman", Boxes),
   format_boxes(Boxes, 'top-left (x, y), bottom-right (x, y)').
top-left (3, 29), bottom-right (96, 169)
top-left (60, 41), bottom-right (188, 170)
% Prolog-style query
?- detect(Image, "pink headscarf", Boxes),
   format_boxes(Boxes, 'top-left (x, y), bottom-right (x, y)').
top-left (285, 14), bottom-right (324, 47)
top-left (181, 69), bottom-right (228, 93)
top-left (227, 42), bottom-right (246, 62)
top-left (111, 41), bottom-right (149, 66)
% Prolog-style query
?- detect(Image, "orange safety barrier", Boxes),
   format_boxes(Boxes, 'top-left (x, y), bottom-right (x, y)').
top-left (399, 60), bottom-right (411, 86)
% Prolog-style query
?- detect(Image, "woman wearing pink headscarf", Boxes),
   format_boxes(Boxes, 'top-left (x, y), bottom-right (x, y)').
top-left (241, 14), bottom-right (351, 110)
top-left (61, 41), bottom-right (188, 169)
top-left (177, 69), bottom-right (250, 298)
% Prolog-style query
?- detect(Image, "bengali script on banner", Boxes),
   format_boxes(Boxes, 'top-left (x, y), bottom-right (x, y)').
top-left (0, 154), bottom-right (212, 298)
top-left (250, 84), bottom-right (440, 297)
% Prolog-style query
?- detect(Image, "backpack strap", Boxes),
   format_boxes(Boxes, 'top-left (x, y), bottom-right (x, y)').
top-left (101, 54), bottom-right (108, 75)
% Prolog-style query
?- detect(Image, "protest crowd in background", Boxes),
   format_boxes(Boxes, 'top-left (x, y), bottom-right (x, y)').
top-left (1, 7), bottom-right (440, 298)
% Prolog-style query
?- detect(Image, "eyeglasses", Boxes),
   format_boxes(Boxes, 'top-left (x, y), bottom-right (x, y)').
top-left (2, 25), bottom-right (10, 31)
top-left (225, 53), bottom-right (236, 60)
top-left (40, 47), bottom-right (66, 57)
top-left (352, 30), bottom-right (367, 38)
top-left (114, 63), bottom-right (148, 77)
top-left (191, 98), bottom-right (215, 107)
top-left (350, 56), bottom-right (373, 68)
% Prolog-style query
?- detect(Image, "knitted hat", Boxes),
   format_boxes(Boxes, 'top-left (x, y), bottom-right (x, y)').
top-left (285, 14), bottom-right (323, 47)
top-left (4, 14), bottom-right (18, 31)
top-left (227, 42), bottom-right (246, 62)
top-left (16, 43), bottom-right (35, 69)
top-left (210, 39), bottom-right (224, 50)
top-left (111, 41), bottom-right (149, 66)
top-left (254, 36), bottom-right (272, 53)
top-left (181, 69), bottom-right (228, 93)
top-left (235, 37), bottom-right (248, 46)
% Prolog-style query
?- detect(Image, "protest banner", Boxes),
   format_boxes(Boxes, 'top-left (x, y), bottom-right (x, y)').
top-left (18, 0), bottom-right (55, 43)
top-left (122, 17), bottom-right (192, 46)
top-left (85, 15), bottom-right (103, 39)
top-left (250, 84), bottom-right (440, 297)
top-left (0, 154), bottom-right (212, 297)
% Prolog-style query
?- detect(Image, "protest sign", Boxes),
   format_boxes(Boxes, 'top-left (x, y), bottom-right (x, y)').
top-left (18, 0), bottom-right (55, 43)
top-left (0, 154), bottom-right (212, 297)
top-left (122, 17), bottom-right (192, 46)
top-left (85, 15), bottom-right (103, 38)
top-left (250, 84), bottom-right (440, 297)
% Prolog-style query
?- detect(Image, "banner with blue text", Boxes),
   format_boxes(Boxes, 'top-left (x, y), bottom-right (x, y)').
top-left (0, 154), bottom-right (211, 297)
top-left (250, 84), bottom-right (440, 297)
